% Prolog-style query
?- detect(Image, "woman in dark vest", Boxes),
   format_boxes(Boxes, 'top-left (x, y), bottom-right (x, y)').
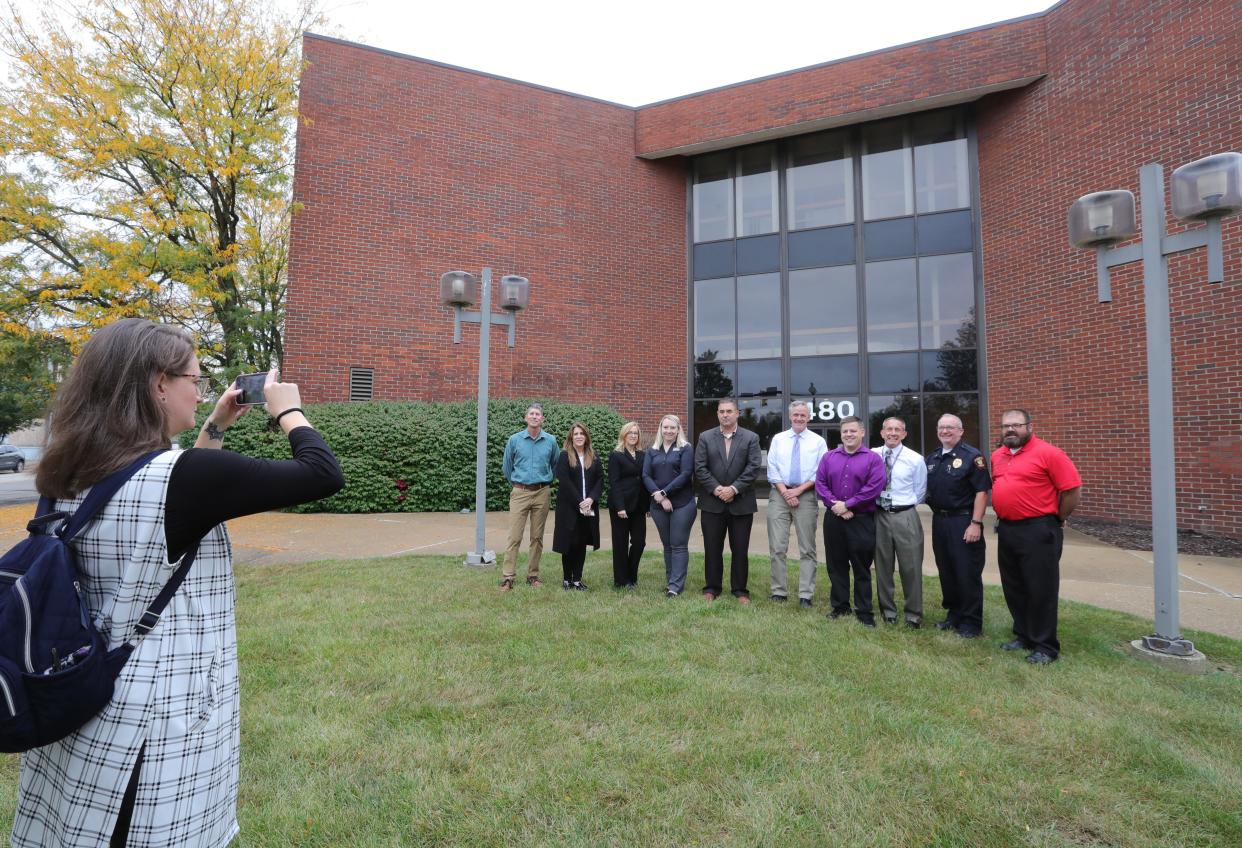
top-left (607, 421), bottom-right (649, 589)
top-left (552, 421), bottom-right (602, 590)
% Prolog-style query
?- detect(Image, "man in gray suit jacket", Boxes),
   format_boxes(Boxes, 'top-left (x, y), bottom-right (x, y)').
top-left (694, 398), bottom-right (761, 604)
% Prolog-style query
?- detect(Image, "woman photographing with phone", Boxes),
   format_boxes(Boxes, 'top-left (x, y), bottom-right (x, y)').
top-left (552, 422), bottom-right (602, 591)
top-left (15, 318), bottom-right (344, 848)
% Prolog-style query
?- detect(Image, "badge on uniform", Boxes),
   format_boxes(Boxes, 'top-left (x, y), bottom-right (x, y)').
top-left (974, 456), bottom-right (986, 469)
top-left (952, 458), bottom-right (963, 469)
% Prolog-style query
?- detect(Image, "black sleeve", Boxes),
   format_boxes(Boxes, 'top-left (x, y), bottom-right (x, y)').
top-left (164, 426), bottom-right (345, 561)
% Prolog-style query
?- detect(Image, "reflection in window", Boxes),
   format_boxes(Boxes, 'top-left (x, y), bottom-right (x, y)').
top-left (923, 349), bottom-right (977, 391)
top-left (736, 145), bottom-right (778, 237)
top-left (694, 359), bottom-right (736, 399)
top-left (737, 274), bottom-right (781, 359)
top-left (736, 235), bottom-right (780, 275)
top-left (914, 111), bottom-right (969, 213)
top-left (789, 266), bottom-right (857, 356)
top-left (862, 120), bottom-right (912, 220)
top-left (916, 210), bottom-right (973, 254)
top-left (738, 398), bottom-right (784, 451)
top-left (919, 253), bottom-right (975, 349)
top-left (922, 393), bottom-right (981, 455)
top-left (868, 393), bottom-right (921, 451)
top-left (694, 277), bottom-right (735, 361)
top-left (790, 355), bottom-right (859, 395)
top-left (737, 359), bottom-right (782, 397)
top-left (788, 225), bottom-right (855, 268)
top-left (693, 401), bottom-right (721, 443)
top-left (865, 259), bottom-right (918, 351)
top-left (693, 153), bottom-right (732, 242)
top-left (869, 352), bottom-right (920, 393)
top-left (693, 241), bottom-right (733, 279)
top-left (787, 132), bottom-right (853, 229)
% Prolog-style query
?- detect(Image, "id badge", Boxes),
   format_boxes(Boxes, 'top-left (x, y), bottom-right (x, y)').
top-left (879, 490), bottom-right (892, 510)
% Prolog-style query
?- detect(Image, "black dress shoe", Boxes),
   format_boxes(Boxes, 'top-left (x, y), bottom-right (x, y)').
top-left (799, 598), bottom-right (812, 608)
top-left (769, 594), bottom-right (787, 602)
top-left (956, 629), bottom-right (981, 639)
top-left (827, 610), bottom-right (849, 620)
top-left (906, 620), bottom-right (921, 629)
top-left (573, 581), bottom-right (589, 591)
top-left (1026, 651), bottom-right (1055, 665)
top-left (883, 617), bottom-right (898, 625)
top-left (858, 617), bottom-right (877, 628)
top-left (935, 620), bottom-right (956, 631)
top-left (1001, 639), bottom-right (1027, 651)
top-left (562, 580), bottom-right (572, 590)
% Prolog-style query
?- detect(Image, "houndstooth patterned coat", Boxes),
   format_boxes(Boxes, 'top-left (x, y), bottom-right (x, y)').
top-left (12, 452), bottom-right (240, 847)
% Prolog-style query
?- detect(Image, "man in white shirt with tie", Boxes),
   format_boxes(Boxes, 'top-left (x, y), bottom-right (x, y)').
top-left (872, 417), bottom-right (928, 627)
top-left (765, 401), bottom-right (829, 607)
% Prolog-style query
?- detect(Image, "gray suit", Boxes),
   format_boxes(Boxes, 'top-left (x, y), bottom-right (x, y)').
top-left (694, 427), bottom-right (760, 596)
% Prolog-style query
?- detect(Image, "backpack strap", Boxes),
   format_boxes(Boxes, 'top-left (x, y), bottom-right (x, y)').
top-left (55, 450), bottom-right (165, 542)
top-left (129, 542), bottom-right (199, 643)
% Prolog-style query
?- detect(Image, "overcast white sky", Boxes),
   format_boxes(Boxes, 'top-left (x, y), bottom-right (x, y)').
top-left (311, 0), bottom-right (1056, 106)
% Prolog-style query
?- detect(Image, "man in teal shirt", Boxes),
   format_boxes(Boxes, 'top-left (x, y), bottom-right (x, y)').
top-left (499, 403), bottom-right (558, 591)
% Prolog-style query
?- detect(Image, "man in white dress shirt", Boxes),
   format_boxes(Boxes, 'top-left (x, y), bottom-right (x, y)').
top-left (871, 417), bottom-right (928, 627)
top-left (765, 401), bottom-right (829, 607)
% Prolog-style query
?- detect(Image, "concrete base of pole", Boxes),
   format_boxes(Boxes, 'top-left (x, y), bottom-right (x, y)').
top-left (1124, 640), bottom-right (1210, 673)
top-left (464, 550), bottom-right (496, 568)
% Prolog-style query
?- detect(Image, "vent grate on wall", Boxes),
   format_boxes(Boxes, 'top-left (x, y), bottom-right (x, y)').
top-left (349, 367), bottom-right (374, 402)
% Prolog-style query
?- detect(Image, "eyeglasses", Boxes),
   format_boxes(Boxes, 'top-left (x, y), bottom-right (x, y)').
top-left (170, 373), bottom-right (208, 388)
top-left (1001, 422), bottom-right (1031, 431)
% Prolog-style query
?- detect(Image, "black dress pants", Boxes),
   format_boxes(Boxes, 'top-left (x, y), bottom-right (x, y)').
top-left (701, 510), bottom-right (752, 597)
top-left (997, 515), bottom-right (1063, 658)
top-left (823, 510), bottom-right (876, 623)
top-left (609, 508), bottom-right (647, 586)
top-left (931, 513), bottom-right (986, 632)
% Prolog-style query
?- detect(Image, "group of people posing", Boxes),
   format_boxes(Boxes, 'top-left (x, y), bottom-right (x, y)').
top-left (500, 399), bottom-right (1082, 667)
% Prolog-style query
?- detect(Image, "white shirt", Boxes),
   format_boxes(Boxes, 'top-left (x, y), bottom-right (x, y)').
top-left (767, 427), bottom-right (829, 487)
top-left (872, 443), bottom-right (928, 506)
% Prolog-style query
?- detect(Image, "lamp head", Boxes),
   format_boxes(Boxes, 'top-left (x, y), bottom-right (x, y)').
top-left (498, 275), bottom-right (530, 312)
top-left (1067, 190), bottom-right (1137, 249)
top-left (1171, 152), bottom-right (1242, 220)
top-left (440, 270), bottom-right (478, 307)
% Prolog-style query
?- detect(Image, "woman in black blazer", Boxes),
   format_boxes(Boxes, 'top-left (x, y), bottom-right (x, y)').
top-left (642, 414), bottom-right (697, 598)
top-left (552, 421), bottom-right (603, 590)
top-left (607, 421), bottom-right (649, 589)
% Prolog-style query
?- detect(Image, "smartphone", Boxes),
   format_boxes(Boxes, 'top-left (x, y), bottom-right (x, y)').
top-left (235, 372), bottom-right (268, 406)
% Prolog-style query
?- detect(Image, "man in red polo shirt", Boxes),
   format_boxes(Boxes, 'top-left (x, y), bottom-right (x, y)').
top-left (990, 409), bottom-right (1082, 665)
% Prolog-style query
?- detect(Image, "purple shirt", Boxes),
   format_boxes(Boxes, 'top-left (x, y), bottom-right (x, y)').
top-left (815, 446), bottom-right (887, 513)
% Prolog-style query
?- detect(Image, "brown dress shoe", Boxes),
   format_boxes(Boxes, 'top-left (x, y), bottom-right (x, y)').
top-left (737, 595), bottom-right (751, 605)
top-left (499, 577), bottom-right (515, 592)
top-left (526, 576), bottom-right (543, 588)
top-left (703, 591), bottom-right (717, 601)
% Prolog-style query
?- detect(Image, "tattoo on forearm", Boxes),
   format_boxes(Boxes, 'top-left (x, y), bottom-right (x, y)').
top-left (204, 421), bottom-right (228, 441)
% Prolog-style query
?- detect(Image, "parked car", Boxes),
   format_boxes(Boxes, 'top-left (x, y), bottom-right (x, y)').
top-left (0, 445), bottom-right (25, 473)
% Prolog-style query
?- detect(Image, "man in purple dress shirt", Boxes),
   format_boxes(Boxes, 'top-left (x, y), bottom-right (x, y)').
top-left (814, 416), bottom-right (887, 627)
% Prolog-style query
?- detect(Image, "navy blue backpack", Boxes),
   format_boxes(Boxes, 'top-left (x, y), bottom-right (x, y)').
top-left (0, 451), bottom-right (196, 752)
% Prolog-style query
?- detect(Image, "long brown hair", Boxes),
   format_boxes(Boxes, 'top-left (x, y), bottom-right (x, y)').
top-left (563, 421), bottom-right (595, 468)
top-left (37, 318), bottom-right (195, 499)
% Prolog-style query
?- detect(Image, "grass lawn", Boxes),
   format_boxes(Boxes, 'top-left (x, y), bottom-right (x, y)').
top-left (2, 552), bottom-right (1240, 847)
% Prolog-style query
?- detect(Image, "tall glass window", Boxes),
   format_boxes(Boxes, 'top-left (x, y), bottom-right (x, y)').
top-left (787, 132), bottom-right (853, 229)
top-left (693, 153), bottom-right (732, 242)
top-left (688, 108), bottom-right (983, 455)
top-left (736, 145), bottom-right (778, 237)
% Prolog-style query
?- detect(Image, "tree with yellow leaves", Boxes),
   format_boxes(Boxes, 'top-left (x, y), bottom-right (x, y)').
top-left (0, 0), bottom-right (319, 371)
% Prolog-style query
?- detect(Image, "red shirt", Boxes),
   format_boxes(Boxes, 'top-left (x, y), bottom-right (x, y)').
top-left (990, 435), bottom-right (1082, 520)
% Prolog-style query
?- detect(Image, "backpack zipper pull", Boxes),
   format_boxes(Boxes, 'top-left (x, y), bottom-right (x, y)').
top-left (73, 580), bottom-right (89, 629)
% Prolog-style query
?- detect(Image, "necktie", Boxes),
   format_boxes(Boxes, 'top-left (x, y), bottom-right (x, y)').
top-left (884, 447), bottom-right (894, 488)
top-left (789, 433), bottom-right (801, 485)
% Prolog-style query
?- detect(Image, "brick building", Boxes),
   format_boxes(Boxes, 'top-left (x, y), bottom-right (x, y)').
top-left (286, 0), bottom-right (1241, 537)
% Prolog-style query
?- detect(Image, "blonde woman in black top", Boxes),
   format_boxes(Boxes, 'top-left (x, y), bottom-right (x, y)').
top-left (607, 421), bottom-right (649, 589)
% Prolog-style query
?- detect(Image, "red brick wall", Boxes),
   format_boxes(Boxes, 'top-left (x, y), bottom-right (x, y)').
top-left (977, 0), bottom-right (1242, 536)
top-left (286, 36), bottom-right (687, 430)
top-left (635, 16), bottom-right (1046, 156)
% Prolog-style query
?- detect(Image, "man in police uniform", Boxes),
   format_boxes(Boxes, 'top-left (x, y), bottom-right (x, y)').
top-left (924, 414), bottom-right (990, 637)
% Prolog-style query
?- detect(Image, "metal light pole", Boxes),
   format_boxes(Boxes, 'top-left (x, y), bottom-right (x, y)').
top-left (1068, 152), bottom-right (1241, 662)
top-left (441, 268), bottom-right (531, 566)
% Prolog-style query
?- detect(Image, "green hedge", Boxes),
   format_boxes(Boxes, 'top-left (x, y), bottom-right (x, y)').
top-left (184, 399), bottom-right (626, 513)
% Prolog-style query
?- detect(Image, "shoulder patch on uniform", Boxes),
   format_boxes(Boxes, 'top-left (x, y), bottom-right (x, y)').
top-left (974, 456), bottom-right (986, 468)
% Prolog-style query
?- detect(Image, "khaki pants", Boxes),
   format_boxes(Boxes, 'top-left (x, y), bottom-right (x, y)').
top-left (768, 490), bottom-right (819, 599)
top-left (875, 507), bottom-right (924, 623)
top-left (502, 485), bottom-right (550, 580)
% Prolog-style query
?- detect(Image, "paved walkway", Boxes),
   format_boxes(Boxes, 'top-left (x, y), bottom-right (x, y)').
top-left (2, 501), bottom-right (1239, 640)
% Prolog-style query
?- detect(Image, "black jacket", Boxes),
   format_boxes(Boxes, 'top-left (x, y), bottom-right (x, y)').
top-left (552, 450), bottom-right (603, 552)
top-left (607, 449), bottom-right (650, 515)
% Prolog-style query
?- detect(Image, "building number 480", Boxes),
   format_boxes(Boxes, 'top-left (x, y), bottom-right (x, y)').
top-left (805, 400), bottom-right (855, 422)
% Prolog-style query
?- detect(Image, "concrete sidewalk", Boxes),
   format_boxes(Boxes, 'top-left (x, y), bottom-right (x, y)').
top-left (2, 501), bottom-right (1239, 640)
